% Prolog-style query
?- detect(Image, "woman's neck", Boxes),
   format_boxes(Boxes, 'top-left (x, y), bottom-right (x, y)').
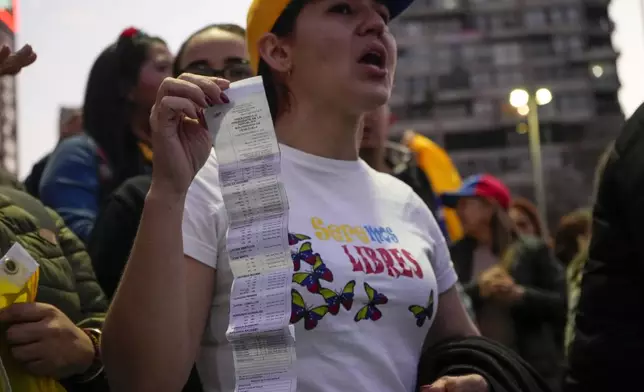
top-left (274, 100), bottom-right (361, 161)
top-left (131, 111), bottom-right (152, 146)
top-left (360, 146), bottom-right (389, 173)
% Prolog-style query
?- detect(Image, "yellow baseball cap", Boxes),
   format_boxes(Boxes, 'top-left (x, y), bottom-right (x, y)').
top-left (246, 0), bottom-right (415, 74)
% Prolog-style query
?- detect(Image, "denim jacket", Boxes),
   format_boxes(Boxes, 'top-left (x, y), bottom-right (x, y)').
top-left (39, 135), bottom-right (103, 243)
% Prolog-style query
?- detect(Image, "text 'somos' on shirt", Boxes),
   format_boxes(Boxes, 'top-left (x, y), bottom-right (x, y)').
top-left (182, 144), bottom-right (458, 392)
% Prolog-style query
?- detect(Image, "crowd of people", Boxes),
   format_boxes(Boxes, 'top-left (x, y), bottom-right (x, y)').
top-left (0, 0), bottom-right (638, 391)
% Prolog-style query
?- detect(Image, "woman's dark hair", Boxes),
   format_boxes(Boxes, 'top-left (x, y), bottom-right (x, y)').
top-left (511, 197), bottom-right (544, 238)
top-left (83, 28), bottom-right (165, 187)
top-left (258, 0), bottom-right (308, 121)
top-left (491, 206), bottom-right (519, 259)
top-left (173, 24), bottom-right (246, 77)
top-left (554, 209), bottom-right (591, 266)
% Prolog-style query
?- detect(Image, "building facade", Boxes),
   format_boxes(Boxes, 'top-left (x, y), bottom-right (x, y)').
top-left (0, 0), bottom-right (16, 175)
top-left (390, 0), bottom-right (622, 225)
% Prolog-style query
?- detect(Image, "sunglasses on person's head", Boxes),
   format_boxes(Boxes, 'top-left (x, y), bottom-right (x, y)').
top-left (181, 59), bottom-right (253, 82)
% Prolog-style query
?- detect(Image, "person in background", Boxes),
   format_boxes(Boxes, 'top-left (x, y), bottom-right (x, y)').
top-left (510, 197), bottom-right (545, 240)
top-left (39, 27), bottom-right (172, 243)
top-left (360, 105), bottom-right (475, 320)
top-left (90, 23), bottom-right (251, 300)
top-left (0, 43), bottom-right (107, 392)
top-left (558, 208), bottom-right (591, 357)
top-left (0, 186), bottom-right (108, 391)
top-left (101, 0), bottom-right (498, 390)
top-left (564, 136), bottom-right (629, 391)
top-left (360, 105), bottom-right (439, 216)
top-left (89, 23), bottom-right (251, 392)
top-left (24, 108), bottom-right (83, 199)
top-left (443, 174), bottom-right (566, 390)
top-left (553, 209), bottom-right (591, 268)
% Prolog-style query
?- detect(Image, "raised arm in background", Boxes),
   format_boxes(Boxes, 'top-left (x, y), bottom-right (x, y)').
top-left (101, 74), bottom-right (229, 392)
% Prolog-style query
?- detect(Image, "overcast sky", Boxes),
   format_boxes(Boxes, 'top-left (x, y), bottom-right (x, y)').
top-left (14, 0), bottom-right (644, 178)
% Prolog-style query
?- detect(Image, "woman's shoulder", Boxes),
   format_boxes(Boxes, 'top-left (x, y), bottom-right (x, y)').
top-left (41, 135), bottom-right (101, 184)
top-left (55, 134), bottom-right (96, 152)
top-left (47, 134), bottom-right (99, 166)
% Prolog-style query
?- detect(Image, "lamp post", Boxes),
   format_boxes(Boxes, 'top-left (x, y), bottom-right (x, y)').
top-left (508, 87), bottom-right (552, 231)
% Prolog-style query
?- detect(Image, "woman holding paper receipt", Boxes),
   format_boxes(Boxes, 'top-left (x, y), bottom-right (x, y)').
top-left (103, 1), bottom-right (491, 391)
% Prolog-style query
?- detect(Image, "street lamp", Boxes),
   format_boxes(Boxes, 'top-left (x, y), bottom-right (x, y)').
top-left (508, 87), bottom-right (552, 231)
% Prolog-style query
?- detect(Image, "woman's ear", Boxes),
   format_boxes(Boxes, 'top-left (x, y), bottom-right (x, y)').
top-left (257, 32), bottom-right (292, 73)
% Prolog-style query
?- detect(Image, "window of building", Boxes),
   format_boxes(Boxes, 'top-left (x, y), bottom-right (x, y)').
top-left (493, 43), bottom-right (522, 65)
top-left (565, 6), bottom-right (580, 24)
top-left (433, 103), bottom-right (468, 119)
top-left (473, 100), bottom-right (494, 116)
top-left (496, 70), bottom-right (523, 87)
top-left (524, 9), bottom-right (546, 28)
top-left (595, 92), bottom-right (621, 115)
top-left (558, 94), bottom-right (589, 113)
top-left (549, 7), bottom-right (564, 25)
top-left (569, 36), bottom-right (583, 54)
top-left (552, 37), bottom-right (567, 54)
top-left (471, 71), bottom-right (492, 88)
top-left (444, 129), bottom-right (507, 150)
top-left (475, 15), bottom-right (489, 31)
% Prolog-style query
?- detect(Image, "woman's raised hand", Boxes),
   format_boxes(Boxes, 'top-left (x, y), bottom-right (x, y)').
top-left (149, 74), bottom-right (230, 196)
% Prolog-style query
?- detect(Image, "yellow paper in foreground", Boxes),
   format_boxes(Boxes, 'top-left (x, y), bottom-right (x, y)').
top-left (0, 243), bottom-right (67, 392)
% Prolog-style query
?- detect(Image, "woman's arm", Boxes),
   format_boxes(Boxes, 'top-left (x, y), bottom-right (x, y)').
top-left (101, 188), bottom-right (215, 392)
top-left (39, 136), bottom-right (100, 242)
top-left (424, 285), bottom-right (480, 350)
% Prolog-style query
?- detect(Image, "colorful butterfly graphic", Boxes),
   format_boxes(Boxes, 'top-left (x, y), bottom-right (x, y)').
top-left (291, 289), bottom-right (329, 330)
top-left (354, 282), bottom-right (388, 322)
top-left (408, 290), bottom-right (435, 327)
top-left (288, 233), bottom-right (311, 246)
top-left (292, 255), bottom-right (334, 293)
top-left (291, 242), bottom-right (317, 271)
top-left (319, 280), bottom-right (356, 315)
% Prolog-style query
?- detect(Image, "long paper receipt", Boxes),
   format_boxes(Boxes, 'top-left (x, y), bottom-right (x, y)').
top-left (205, 76), bottom-right (296, 392)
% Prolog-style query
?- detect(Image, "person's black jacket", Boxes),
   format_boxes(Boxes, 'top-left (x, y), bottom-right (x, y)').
top-left (564, 104), bottom-right (644, 392)
top-left (87, 174), bottom-right (203, 392)
top-left (24, 153), bottom-right (50, 199)
top-left (89, 175), bottom-right (151, 299)
top-left (450, 236), bottom-right (566, 388)
top-left (417, 336), bottom-right (552, 392)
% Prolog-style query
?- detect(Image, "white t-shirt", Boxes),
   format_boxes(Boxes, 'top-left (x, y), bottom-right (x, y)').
top-left (182, 144), bottom-right (458, 392)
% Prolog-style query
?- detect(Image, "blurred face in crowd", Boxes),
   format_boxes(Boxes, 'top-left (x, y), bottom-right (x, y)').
top-left (361, 104), bottom-right (390, 149)
top-left (456, 197), bottom-right (495, 237)
top-left (509, 207), bottom-right (536, 236)
top-left (266, 0), bottom-right (396, 115)
top-left (178, 28), bottom-right (251, 82)
top-left (130, 42), bottom-right (173, 115)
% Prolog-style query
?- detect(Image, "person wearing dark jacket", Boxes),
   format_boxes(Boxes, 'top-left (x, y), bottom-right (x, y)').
top-left (441, 174), bottom-right (566, 390)
top-left (564, 104), bottom-right (644, 392)
top-left (0, 186), bottom-right (108, 391)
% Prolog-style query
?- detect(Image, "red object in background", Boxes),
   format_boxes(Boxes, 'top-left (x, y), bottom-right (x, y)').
top-left (0, 0), bottom-right (16, 33)
top-left (120, 27), bottom-right (139, 38)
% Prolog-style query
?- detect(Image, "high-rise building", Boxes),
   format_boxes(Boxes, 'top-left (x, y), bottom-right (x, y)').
top-left (390, 0), bottom-right (622, 224)
top-left (0, 0), bottom-right (16, 175)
